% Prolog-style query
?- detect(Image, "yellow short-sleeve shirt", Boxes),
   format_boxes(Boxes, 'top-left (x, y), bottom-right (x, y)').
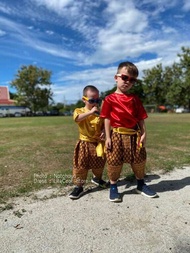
top-left (73, 107), bottom-right (104, 142)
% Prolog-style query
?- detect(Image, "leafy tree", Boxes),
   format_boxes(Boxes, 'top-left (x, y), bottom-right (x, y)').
top-left (165, 63), bottom-right (183, 107)
top-left (141, 47), bottom-right (190, 110)
top-left (100, 85), bottom-right (116, 99)
top-left (73, 100), bottom-right (84, 108)
top-left (9, 91), bottom-right (15, 99)
top-left (10, 65), bottom-right (53, 112)
top-left (128, 79), bottom-right (146, 102)
top-left (167, 47), bottom-right (190, 109)
top-left (142, 64), bottom-right (168, 105)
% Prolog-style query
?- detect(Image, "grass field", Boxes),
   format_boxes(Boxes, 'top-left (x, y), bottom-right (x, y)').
top-left (0, 114), bottom-right (190, 202)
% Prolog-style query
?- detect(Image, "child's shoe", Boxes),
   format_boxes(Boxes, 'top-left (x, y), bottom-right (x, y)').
top-left (91, 177), bottom-right (109, 188)
top-left (109, 184), bottom-right (122, 202)
top-left (136, 184), bottom-right (157, 198)
top-left (69, 186), bottom-right (83, 199)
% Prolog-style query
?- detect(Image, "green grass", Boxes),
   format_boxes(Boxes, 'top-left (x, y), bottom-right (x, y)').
top-left (0, 114), bottom-right (190, 202)
top-left (0, 116), bottom-right (78, 202)
top-left (146, 113), bottom-right (190, 172)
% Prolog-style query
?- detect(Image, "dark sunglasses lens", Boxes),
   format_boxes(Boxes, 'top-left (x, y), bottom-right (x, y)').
top-left (121, 75), bottom-right (136, 83)
top-left (88, 99), bottom-right (95, 104)
top-left (88, 99), bottom-right (101, 104)
top-left (121, 75), bottom-right (129, 81)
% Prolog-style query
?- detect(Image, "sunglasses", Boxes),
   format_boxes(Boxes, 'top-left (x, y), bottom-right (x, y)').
top-left (116, 74), bottom-right (137, 83)
top-left (82, 96), bottom-right (101, 104)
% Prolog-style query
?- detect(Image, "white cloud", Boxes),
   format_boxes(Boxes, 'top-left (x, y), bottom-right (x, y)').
top-left (52, 67), bottom-right (117, 103)
top-left (0, 3), bottom-right (13, 14)
top-left (46, 30), bottom-right (54, 35)
top-left (0, 29), bottom-right (6, 36)
top-left (2, 0), bottom-right (184, 68)
top-left (182, 0), bottom-right (190, 11)
top-left (161, 26), bottom-right (177, 34)
top-left (0, 16), bottom-right (81, 60)
top-left (136, 0), bottom-right (178, 10)
top-left (104, 0), bottom-right (148, 33)
top-left (1, 0), bottom-right (190, 103)
top-left (32, 0), bottom-right (72, 12)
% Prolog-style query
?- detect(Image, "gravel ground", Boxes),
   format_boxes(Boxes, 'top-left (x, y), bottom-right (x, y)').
top-left (0, 167), bottom-right (190, 253)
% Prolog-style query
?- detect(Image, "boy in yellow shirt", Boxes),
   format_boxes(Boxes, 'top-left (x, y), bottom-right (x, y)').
top-left (69, 85), bottom-right (107, 199)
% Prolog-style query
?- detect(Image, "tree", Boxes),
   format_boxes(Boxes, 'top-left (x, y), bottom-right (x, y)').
top-left (174, 47), bottom-right (190, 110)
top-left (10, 65), bottom-right (53, 112)
top-left (9, 91), bottom-right (15, 99)
top-left (141, 47), bottom-right (190, 110)
top-left (165, 63), bottom-right (183, 107)
top-left (100, 85), bottom-right (116, 99)
top-left (142, 64), bottom-right (168, 105)
top-left (73, 100), bottom-right (84, 108)
top-left (128, 79), bottom-right (146, 102)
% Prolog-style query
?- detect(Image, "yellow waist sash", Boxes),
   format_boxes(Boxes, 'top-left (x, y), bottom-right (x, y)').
top-left (113, 127), bottom-right (138, 135)
top-left (113, 127), bottom-right (142, 149)
top-left (79, 134), bottom-right (105, 158)
top-left (79, 134), bottom-right (97, 142)
top-left (96, 142), bottom-right (105, 158)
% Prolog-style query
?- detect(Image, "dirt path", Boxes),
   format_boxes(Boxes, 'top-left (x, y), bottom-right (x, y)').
top-left (0, 167), bottom-right (190, 253)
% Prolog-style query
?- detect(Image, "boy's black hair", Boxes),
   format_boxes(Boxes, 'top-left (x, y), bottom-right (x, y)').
top-left (83, 85), bottom-right (99, 96)
top-left (117, 61), bottom-right (139, 76)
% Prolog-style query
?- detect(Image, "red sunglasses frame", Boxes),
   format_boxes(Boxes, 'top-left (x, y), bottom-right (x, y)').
top-left (116, 74), bottom-right (137, 83)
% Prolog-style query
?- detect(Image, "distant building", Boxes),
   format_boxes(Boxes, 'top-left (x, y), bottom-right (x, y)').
top-left (0, 86), bottom-right (15, 105)
top-left (0, 86), bottom-right (30, 117)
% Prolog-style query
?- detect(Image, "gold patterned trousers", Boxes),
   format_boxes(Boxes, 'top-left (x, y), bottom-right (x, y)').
top-left (72, 140), bottom-right (106, 186)
top-left (106, 132), bottom-right (146, 181)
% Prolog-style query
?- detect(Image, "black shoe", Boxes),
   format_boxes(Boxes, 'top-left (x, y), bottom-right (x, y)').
top-left (69, 186), bottom-right (83, 199)
top-left (91, 177), bottom-right (108, 188)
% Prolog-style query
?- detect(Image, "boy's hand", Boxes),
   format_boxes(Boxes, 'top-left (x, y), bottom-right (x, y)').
top-left (99, 131), bottom-right (105, 141)
top-left (90, 106), bottom-right (99, 115)
top-left (140, 134), bottom-right (146, 147)
top-left (105, 138), bottom-right (112, 149)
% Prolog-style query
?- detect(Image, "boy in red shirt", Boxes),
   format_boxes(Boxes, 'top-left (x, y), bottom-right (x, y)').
top-left (101, 61), bottom-right (157, 202)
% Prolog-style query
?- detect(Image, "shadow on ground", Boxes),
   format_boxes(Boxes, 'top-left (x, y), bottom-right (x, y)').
top-left (148, 176), bottom-right (190, 193)
top-left (70, 172), bottom-right (190, 200)
top-left (121, 174), bottom-right (190, 195)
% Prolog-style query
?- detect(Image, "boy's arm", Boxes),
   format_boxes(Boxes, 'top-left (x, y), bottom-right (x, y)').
top-left (138, 119), bottom-right (146, 147)
top-left (75, 106), bottom-right (99, 122)
top-left (104, 118), bottom-right (112, 149)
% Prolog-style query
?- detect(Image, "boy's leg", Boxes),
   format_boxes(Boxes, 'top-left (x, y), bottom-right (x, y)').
top-left (69, 140), bottom-right (89, 199)
top-left (90, 148), bottom-right (107, 188)
top-left (106, 133), bottom-right (124, 202)
top-left (107, 165), bottom-right (122, 182)
top-left (69, 168), bottom-right (88, 199)
top-left (131, 161), bottom-right (146, 180)
top-left (107, 165), bottom-right (123, 202)
top-left (131, 148), bottom-right (157, 198)
top-left (91, 168), bottom-right (108, 188)
top-left (72, 167), bottom-right (88, 186)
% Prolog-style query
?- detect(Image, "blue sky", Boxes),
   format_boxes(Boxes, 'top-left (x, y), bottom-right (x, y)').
top-left (0, 0), bottom-right (190, 104)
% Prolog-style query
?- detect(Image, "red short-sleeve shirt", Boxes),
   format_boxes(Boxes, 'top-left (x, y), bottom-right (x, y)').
top-left (100, 93), bottom-right (148, 128)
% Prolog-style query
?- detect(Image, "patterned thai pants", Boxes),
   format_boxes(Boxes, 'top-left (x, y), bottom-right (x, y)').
top-left (73, 140), bottom-right (106, 186)
top-left (106, 132), bottom-right (146, 181)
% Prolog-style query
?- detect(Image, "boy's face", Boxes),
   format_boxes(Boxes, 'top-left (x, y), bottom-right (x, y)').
top-left (114, 67), bottom-right (137, 93)
top-left (83, 89), bottom-right (100, 110)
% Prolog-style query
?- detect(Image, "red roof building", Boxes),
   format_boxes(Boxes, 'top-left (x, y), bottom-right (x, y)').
top-left (0, 86), bottom-right (15, 105)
